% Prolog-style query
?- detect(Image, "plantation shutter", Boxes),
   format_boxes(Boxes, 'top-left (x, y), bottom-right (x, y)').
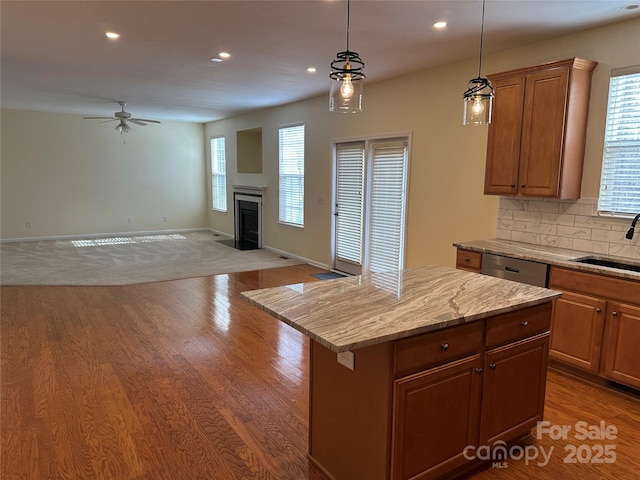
top-left (368, 140), bottom-right (408, 273)
top-left (335, 142), bottom-right (365, 265)
top-left (279, 125), bottom-right (305, 226)
top-left (598, 66), bottom-right (640, 216)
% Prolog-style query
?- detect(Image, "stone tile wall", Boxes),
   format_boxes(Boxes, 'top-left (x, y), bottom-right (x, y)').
top-left (496, 198), bottom-right (640, 259)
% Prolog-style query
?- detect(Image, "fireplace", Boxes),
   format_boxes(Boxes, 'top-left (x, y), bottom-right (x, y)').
top-left (233, 186), bottom-right (264, 250)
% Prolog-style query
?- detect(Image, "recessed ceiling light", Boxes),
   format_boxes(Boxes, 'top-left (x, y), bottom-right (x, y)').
top-left (307, 67), bottom-right (317, 73)
top-left (211, 58), bottom-right (223, 63)
top-left (622, 3), bottom-right (639, 9)
top-left (433, 21), bottom-right (447, 29)
top-left (105, 32), bottom-right (120, 39)
top-left (218, 52), bottom-right (231, 59)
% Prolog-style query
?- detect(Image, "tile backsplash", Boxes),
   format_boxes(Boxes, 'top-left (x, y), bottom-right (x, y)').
top-left (496, 198), bottom-right (640, 259)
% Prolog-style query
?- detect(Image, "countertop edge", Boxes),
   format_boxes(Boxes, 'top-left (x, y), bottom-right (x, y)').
top-left (242, 289), bottom-right (561, 353)
top-left (454, 239), bottom-right (640, 282)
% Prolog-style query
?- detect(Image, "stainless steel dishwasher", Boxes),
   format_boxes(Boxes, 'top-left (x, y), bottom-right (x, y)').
top-left (480, 253), bottom-right (549, 287)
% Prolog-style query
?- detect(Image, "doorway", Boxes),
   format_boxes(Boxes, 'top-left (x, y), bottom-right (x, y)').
top-left (332, 136), bottom-right (410, 275)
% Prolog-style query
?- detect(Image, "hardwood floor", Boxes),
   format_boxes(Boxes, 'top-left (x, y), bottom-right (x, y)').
top-left (2, 264), bottom-right (639, 479)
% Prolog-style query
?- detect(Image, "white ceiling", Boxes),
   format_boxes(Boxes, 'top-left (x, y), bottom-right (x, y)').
top-left (2, 0), bottom-right (639, 123)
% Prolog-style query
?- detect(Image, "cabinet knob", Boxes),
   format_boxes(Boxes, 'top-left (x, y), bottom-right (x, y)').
top-left (596, 308), bottom-right (602, 313)
top-left (475, 368), bottom-right (483, 375)
top-left (489, 363), bottom-right (496, 370)
top-left (521, 184), bottom-right (526, 188)
top-left (612, 311), bottom-right (618, 317)
top-left (464, 258), bottom-right (470, 262)
top-left (521, 321), bottom-right (529, 327)
top-left (441, 343), bottom-right (449, 351)
top-left (510, 184), bottom-right (516, 188)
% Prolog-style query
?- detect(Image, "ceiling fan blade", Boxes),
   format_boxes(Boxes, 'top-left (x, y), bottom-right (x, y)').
top-left (100, 119), bottom-right (118, 123)
top-left (131, 118), bottom-right (161, 124)
top-left (84, 116), bottom-right (116, 120)
top-left (128, 119), bottom-right (148, 126)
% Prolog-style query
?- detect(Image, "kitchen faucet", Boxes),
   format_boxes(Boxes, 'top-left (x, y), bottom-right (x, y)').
top-left (625, 213), bottom-right (640, 240)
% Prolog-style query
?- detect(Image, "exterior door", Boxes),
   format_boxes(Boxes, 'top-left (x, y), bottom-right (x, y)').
top-left (333, 137), bottom-right (409, 275)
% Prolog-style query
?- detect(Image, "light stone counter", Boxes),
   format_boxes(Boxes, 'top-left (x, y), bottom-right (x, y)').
top-left (454, 238), bottom-right (640, 281)
top-left (241, 265), bottom-right (560, 352)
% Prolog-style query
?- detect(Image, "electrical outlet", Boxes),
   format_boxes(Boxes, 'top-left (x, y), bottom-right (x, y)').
top-left (337, 351), bottom-right (355, 371)
top-left (25, 220), bottom-right (32, 228)
top-left (127, 217), bottom-right (133, 224)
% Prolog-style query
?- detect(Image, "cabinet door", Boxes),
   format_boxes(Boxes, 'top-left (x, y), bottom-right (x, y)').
top-left (518, 66), bottom-right (569, 197)
top-left (480, 333), bottom-right (549, 446)
top-left (604, 303), bottom-right (640, 389)
top-left (392, 355), bottom-right (482, 480)
top-left (549, 290), bottom-right (606, 372)
top-left (484, 76), bottom-right (525, 195)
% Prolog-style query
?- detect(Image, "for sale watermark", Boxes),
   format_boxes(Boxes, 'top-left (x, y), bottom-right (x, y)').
top-left (463, 420), bottom-right (618, 469)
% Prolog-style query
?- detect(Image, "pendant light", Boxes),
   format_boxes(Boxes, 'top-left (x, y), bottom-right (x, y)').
top-left (463, 0), bottom-right (494, 125)
top-left (329, 0), bottom-right (365, 113)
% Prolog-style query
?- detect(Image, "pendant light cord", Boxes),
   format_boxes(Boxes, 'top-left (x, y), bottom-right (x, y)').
top-left (346, 0), bottom-right (351, 51)
top-left (478, 0), bottom-right (486, 78)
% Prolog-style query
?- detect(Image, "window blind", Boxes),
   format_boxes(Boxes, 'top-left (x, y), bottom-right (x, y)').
top-left (335, 142), bottom-right (365, 265)
top-left (211, 137), bottom-right (227, 211)
top-left (279, 125), bottom-right (305, 226)
top-left (598, 66), bottom-right (640, 216)
top-left (368, 140), bottom-right (408, 273)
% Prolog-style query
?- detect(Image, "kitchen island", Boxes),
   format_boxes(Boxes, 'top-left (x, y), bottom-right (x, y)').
top-left (242, 265), bottom-right (561, 480)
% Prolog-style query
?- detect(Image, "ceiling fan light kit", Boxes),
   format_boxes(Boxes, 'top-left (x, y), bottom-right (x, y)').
top-left (83, 101), bottom-right (161, 140)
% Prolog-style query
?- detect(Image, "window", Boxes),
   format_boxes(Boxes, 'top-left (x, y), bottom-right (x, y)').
top-left (279, 124), bottom-right (305, 226)
top-left (598, 66), bottom-right (640, 216)
top-left (211, 136), bottom-right (227, 211)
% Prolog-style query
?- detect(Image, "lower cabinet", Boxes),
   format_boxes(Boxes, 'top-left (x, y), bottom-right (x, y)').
top-left (549, 266), bottom-right (640, 390)
top-left (604, 302), bottom-right (640, 390)
top-left (549, 290), bottom-right (605, 372)
top-left (392, 355), bottom-right (483, 480)
top-left (390, 307), bottom-right (551, 480)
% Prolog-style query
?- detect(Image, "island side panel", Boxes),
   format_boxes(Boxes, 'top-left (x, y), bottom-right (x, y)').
top-left (309, 340), bottom-right (394, 480)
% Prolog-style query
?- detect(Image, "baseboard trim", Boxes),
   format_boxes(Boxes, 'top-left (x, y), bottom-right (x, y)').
top-left (263, 245), bottom-right (328, 270)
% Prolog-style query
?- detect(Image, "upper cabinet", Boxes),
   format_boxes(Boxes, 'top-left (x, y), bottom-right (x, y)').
top-left (484, 58), bottom-right (597, 199)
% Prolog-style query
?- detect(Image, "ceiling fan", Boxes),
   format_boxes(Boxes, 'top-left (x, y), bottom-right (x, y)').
top-left (83, 101), bottom-right (161, 135)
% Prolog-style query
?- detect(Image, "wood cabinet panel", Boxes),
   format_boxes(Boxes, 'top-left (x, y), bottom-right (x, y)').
top-left (604, 303), bottom-right (640, 389)
top-left (394, 321), bottom-right (483, 377)
top-left (549, 267), bottom-right (640, 303)
top-left (484, 58), bottom-right (596, 199)
top-left (391, 355), bottom-right (482, 480)
top-left (485, 303), bottom-right (552, 348)
top-left (455, 249), bottom-right (482, 273)
top-left (549, 291), bottom-right (605, 372)
top-left (480, 333), bottom-right (550, 445)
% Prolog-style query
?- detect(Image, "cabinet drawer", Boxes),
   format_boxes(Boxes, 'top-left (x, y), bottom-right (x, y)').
top-left (486, 303), bottom-right (552, 347)
top-left (456, 249), bottom-right (482, 271)
top-left (394, 322), bottom-right (484, 376)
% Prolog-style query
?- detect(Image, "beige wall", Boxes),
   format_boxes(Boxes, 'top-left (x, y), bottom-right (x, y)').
top-left (205, 17), bottom-right (640, 269)
top-left (1, 110), bottom-right (207, 239)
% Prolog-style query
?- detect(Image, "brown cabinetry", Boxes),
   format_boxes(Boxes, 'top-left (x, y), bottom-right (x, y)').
top-left (485, 58), bottom-right (597, 199)
top-left (455, 249), bottom-right (482, 273)
top-left (390, 304), bottom-right (551, 480)
top-left (549, 267), bottom-right (640, 390)
top-left (309, 303), bottom-right (553, 480)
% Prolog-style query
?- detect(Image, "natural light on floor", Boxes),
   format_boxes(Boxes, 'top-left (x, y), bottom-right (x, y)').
top-left (71, 234), bottom-right (187, 247)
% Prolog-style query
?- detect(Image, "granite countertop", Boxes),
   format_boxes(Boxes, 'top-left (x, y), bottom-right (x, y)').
top-left (241, 265), bottom-right (560, 353)
top-left (454, 239), bottom-right (640, 282)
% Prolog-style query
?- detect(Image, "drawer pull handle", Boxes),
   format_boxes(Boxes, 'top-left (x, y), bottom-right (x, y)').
top-left (596, 308), bottom-right (602, 313)
top-left (464, 258), bottom-right (470, 262)
top-left (441, 343), bottom-right (449, 351)
top-left (489, 363), bottom-right (496, 370)
top-left (612, 311), bottom-right (618, 317)
top-left (521, 321), bottom-right (529, 327)
top-left (475, 368), bottom-right (483, 375)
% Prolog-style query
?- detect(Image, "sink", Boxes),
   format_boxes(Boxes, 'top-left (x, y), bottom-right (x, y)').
top-left (571, 256), bottom-right (640, 273)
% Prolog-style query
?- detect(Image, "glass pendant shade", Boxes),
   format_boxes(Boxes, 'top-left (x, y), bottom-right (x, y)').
top-left (329, 53), bottom-right (364, 113)
top-left (115, 123), bottom-right (132, 134)
top-left (463, 77), bottom-right (494, 125)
